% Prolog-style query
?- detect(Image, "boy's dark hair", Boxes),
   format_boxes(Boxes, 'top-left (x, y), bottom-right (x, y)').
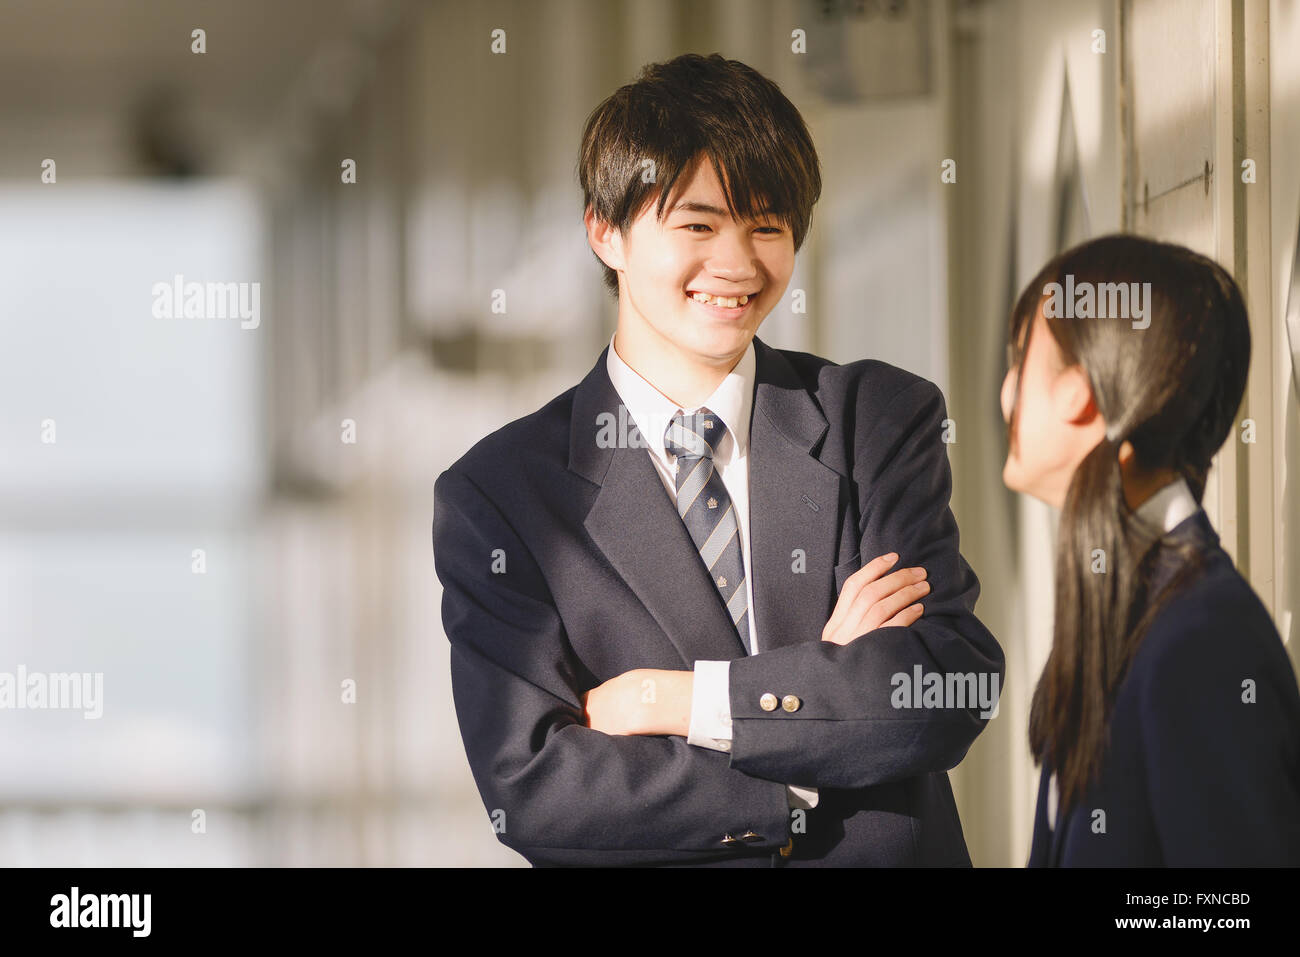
top-left (578, 53), bottom-right (822, 299)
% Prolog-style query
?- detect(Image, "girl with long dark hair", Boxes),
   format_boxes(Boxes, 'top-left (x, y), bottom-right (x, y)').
top-left (1001, 234), bottom-right (1300, 865)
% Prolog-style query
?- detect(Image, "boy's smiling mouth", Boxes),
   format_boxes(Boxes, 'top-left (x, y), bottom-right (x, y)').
top-left (686, 289), bottom-right (758, 316)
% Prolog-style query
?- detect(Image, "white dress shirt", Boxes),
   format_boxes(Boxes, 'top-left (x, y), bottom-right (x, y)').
top-left (1046, 476), bottom-right (1199, 830)
top-left (605, 331), bottom-right (818, 809)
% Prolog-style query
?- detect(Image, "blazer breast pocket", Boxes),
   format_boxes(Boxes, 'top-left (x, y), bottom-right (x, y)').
top-left (833, 552), bottom-right (862, 595)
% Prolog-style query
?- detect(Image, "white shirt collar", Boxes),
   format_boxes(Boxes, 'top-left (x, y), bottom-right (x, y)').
top-left (1132, 477), bottom-right (1199, 534)
top-left (604, 330), bottom-right (755, 466)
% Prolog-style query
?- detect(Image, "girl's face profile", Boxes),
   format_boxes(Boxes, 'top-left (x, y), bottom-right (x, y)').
top-left (1001, 303), bottom-right (1105, 508)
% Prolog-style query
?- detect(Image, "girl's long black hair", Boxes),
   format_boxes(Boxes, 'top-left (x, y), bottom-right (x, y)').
top-left (1005, 235), bottom-right (1251, 814)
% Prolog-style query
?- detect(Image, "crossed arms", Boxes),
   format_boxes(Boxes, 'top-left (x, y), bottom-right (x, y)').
top-left (432, 379), bottom-right (1005, 865)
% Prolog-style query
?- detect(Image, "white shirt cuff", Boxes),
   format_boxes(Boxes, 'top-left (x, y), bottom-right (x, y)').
top-left (787, 784), bottom-right (819, 809)
top-left (687, 660), bottom-right (819, 809)
top-left (687, 659), bottom-right (733, 752)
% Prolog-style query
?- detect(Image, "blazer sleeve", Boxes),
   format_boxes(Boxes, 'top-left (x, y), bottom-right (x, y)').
top-left (433, 466), bottom-right (792, 866)
top-left (1135, 588), bottom-right (1300, 865)
top-left (726, 378), bottom-right (1006, 789)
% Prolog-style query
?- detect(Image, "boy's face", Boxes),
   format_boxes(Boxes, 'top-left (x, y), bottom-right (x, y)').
top-left (589, 157), bottom-right (795, 368)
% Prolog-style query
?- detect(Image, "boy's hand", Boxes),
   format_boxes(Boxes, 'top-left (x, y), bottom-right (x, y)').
top-left (582, 668), bottom-right (692, 736)
top-left (581, 555), bottom-right (928, 733)
top-left (821, 553), bottom-right (928, 645)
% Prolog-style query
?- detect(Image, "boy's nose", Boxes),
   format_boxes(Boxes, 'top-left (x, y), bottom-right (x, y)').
top-left (706, 237), bottom-right (761, 276)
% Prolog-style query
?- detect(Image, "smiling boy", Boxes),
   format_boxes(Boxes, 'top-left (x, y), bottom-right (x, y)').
top-left (432, 53), bottom-right (1003, 867)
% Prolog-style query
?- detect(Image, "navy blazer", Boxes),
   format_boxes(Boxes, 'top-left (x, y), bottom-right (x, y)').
top-left (433, 336), bottom-right (1004, 866)
top-left (1028, 509), bottom-right (1300, 866)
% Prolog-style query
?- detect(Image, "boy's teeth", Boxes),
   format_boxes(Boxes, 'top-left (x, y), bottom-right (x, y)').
top-left (690, 292), bottom-right (748, 307)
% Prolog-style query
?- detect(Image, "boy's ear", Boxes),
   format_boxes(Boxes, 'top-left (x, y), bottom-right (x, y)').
top-left (584, 205), bottom-right (625, 271)
top-left (1053, 364), bottom-right (1101, 427)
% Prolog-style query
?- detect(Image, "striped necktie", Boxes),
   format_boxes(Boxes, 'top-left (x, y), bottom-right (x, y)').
top-left (663, 408), bottom-right (750, 653)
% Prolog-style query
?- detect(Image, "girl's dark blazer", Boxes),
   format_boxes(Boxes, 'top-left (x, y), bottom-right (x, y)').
top-left (1029, 508), bottom-right (1300, 866)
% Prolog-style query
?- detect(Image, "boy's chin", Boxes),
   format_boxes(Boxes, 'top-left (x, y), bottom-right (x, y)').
top-left (670, 320), bottom-right (755, 354)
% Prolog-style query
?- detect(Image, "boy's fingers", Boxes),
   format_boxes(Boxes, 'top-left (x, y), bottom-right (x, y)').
top-left (825, 599), bottom-right (923, 645)
top-left (881, 603), bottom-right (925, 630)
top-left (845, 552), bottom-right (899, 590)
top-left (849, 566), bottom-right (927, 622)
top-left (865, 551), bottom-right (901, 574)
top-left (866, 580), bottom-right (930, 630)
top-left (825, 552), bottom-right (898, 633)
top-left (871, 566), bottom-right (927, 600)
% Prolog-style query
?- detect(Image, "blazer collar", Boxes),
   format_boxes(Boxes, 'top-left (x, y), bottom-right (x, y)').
top-left (569, 336), bottom-right (843, 664)
top-left (569, 336), bottom-right (826, 482)
top-left (1132, 477), bottom-right (1198, 536)
top-left (1144, 506), bottom-right (1219, 597)
top-left (604, 330), bottom-right (756, 468)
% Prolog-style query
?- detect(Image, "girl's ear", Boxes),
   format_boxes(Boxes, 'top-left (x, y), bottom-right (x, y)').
top-left (1052, 364), bottom-right (1102, 428)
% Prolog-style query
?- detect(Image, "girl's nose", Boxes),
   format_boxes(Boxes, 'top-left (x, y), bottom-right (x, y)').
top-left (1000, 368), bottom-right (1018, 424)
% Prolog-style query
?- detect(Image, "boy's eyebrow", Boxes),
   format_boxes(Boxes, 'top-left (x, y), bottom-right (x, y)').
top-left (669, 200), bottom-right (777, 218)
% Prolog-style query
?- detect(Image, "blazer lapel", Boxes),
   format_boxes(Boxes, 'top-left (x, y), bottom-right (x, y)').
top-left (747, 337), bottom-right (845, 652)
top-left (570, 347), bottom-right (748, 664)
top-left (1146, 508), bottom-right (1218, 595)
top-left (568, 337), bottom-right (846, 664)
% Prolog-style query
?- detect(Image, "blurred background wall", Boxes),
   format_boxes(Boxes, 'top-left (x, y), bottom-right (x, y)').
top-left (1, 0), bottom-right (1296, 866)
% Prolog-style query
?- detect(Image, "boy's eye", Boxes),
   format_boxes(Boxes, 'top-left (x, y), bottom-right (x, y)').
top-left (683, 224), bottom-right (783, 234)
